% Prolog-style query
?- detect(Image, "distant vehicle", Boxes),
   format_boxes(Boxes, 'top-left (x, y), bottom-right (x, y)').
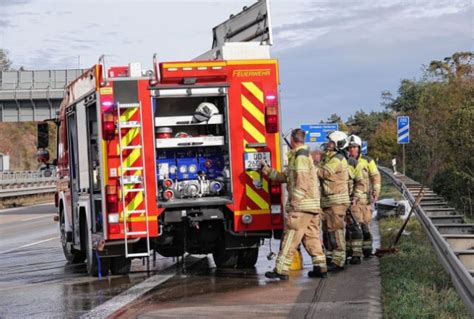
top-left (37, 0), bottom-right (284, 276)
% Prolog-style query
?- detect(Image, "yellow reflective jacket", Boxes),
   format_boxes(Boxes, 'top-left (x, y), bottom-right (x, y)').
top-left (318, 151), bottom-right (350, 208)
top-left (351, 155), bottom-right (381, 204)
top-left (267, 145), bottom-right (321, 214)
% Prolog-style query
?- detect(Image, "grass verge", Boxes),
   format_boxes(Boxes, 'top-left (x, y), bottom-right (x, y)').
top-left (378, 178), bottom-right (469, 318)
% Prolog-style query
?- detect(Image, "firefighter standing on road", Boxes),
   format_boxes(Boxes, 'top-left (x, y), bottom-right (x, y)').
top-left (347, 135), bottom-right (381, 257)
top-left (346, 152), bottom-right (364, 264)
top-left (262, 129), bottom-right (327, 280)
top-left (319, 131), bottom-right (351, 271)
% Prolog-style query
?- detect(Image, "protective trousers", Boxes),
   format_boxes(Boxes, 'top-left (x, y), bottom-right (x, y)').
top-left (323, 204), bottom-right (349, 267)
top-left (352, 203), bottom-right (373, 256)
top-left (275, 211), bottom-right (326, 275)
top-left (346, 206), bottom-right (364, 258)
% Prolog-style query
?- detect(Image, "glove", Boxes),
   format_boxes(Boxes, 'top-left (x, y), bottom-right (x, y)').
top-left (259, 160), bottom-right (271, 176)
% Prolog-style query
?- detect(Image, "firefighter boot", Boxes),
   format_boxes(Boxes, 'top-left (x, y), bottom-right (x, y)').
top-left (265, 270), bottom-right (289, 281)
top-left (350, 256), bottom-right (361, 265)
top-left (327, 262), bottom-right (345, 272)
top-left (308, 266), bottom-right (328, 278)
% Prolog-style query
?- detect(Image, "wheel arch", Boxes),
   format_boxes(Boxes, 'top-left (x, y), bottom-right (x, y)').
top-left (58, 192), bottom-right (72, 232)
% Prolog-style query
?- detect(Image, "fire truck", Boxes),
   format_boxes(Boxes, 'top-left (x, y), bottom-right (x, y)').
top-left (38, 0), bottom-right (284, 276)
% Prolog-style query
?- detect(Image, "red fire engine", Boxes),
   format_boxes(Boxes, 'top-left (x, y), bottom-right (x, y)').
top-left (39, 0), bottom-right (284, 276)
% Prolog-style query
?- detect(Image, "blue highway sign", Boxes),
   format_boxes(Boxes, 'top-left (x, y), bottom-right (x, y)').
top-left (361, 141), bottom-right (368, 155)
top-left (301, 124), bottom-right (339, 143)
top-left (397, 116), bottom-right (410, 144)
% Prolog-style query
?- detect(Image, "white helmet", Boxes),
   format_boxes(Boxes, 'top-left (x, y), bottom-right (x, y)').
top-left (192, 102), bottom-right (219, 123)
top-left (348, 134), bottom-right (362, 148)
top-left (327, 131), bottom-right (348, 151)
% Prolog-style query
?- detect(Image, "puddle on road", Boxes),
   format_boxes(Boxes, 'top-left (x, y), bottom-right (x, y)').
top-left (0, 240), bottom-right (176, 318)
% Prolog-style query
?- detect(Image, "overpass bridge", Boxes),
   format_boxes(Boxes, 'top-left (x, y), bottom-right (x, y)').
top-left (0, 69), bottom-right (84, 122)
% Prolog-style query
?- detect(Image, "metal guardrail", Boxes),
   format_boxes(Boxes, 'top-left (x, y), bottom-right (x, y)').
top-left (380, 167), bottom-right (474, 314)
top-left (0, 170), bottom-right (56, 198)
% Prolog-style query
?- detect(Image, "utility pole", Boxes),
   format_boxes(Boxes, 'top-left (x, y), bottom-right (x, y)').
top-left (402, 144), bottom-right (406, 175)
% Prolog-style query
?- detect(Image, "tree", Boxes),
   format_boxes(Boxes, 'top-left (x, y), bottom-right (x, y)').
top-left (0, 49), bottom-right (12, 71)
top-left (325, 113), bottom-right (348, 131)
top-left (346, 110), bottom-right (390, 140)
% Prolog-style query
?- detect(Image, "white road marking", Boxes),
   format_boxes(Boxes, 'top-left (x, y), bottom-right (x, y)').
top-left (0, 237), bottom-right (57, 255)
top-left (20, 214), bottom-right (55, 222)
top-left (81, 273), bottom-right (177, 318)
top-left (83, 256), bottom-right (205, 318)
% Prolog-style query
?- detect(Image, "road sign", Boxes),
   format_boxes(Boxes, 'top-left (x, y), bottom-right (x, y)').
top-left (361, 141), bottom-right (368, 155)
top-left (300, 124), bottom-right (339, 143)
top-left (397, 116), bottom-right (410, 144)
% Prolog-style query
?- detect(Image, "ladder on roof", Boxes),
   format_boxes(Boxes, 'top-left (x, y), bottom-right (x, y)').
top-left (116, 102), bottom-right (151, 258)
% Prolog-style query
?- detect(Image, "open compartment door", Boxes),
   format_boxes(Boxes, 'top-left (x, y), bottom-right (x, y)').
top-left (195, 0), bottom-right (273, 60)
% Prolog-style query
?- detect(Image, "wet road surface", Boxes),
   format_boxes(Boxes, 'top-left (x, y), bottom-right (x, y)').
top-left (0, 204), bottom-right (180, 318)
top-left (0, 204), bottom-right (382, 318)
top-left (112, 238), bottom-right (382, 318)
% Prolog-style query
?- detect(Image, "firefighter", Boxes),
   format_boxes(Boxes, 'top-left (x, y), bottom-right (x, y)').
top-left (318, 131), bottom-right (351, 271)
top-left (347, 134), bottom-right (381, 258)
top-left (346, 152), bottom-right (364, 264)
top-left (261, 129), bottom-right (327, 280)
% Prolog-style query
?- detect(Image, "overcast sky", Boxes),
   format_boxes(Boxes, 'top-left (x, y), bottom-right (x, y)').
top-left (1, 0), bottom-right (472, 129)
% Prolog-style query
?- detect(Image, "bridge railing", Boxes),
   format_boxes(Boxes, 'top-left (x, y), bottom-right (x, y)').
top-left (0, 69), bottom-right (85, 91)
top-left (0, 170), bottom-right (57, 198)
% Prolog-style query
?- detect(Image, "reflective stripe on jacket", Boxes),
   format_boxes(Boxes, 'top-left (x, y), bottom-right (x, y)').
top-left (352, 155), bottom-right (381, 204)
top-left (268, 145), bottom-right (321, 213)
top-left (318, 151), bottom-right (350, 208)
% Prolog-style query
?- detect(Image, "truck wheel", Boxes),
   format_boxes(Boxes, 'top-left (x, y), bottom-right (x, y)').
top-left (60, 210), bottom-right (85, 263)
top-left (110, 257), bottom-right (132, 275)
top-left (84, 226), bottom-right (109, 277)
top-left (237, 248), bottom-right (259, 268)
top-left (212, 242), bottom-right (239, 268)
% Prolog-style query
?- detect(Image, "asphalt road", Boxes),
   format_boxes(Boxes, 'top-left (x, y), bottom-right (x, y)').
top-left (0, 204), bottom-right (382, 318)
top-left (0, 204), bottom-right (177, 318)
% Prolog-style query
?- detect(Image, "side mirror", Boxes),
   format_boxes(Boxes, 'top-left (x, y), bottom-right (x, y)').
top-left (37, 123), bottom-right (49, 149)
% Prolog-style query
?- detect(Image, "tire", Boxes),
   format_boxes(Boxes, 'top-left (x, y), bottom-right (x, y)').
top-left (84, 224), bottom-right (109, 277)
top-left (110, 257), bottom-right (132, 275)
top-left (237, 248), bottom-right (259, 268)
top-left (212, 241), bottom-right (239, 268)
top-left (60, 209), bottom-right (85, 263)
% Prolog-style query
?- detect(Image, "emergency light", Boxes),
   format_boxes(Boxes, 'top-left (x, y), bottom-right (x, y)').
top-left (106, 185), bottom-right (119, 213)
top-left (102, 113), bottom-right (116, 140)
top-left (265, 92), bottom-right (279, 133)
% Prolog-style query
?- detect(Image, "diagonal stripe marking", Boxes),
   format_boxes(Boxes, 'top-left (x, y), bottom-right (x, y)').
top-left (242, 82), bottom-right (264, 104)
top-left (397, 125), bottom-right (409, 134)
top-left (120, 107), bottom-right (138, 122)
top-left (241, 95), bottom-right (265, 125)
top-left (246, 170), bottom-right (269, 192)
top-left (245, 185), bottom-right (269, 209)
top-left (126, 192), bottom-right (143, 216)
top-left (123, 148), bottom-right (141, 167)
top-left (243, 118), bottom-right (265, 143)
top-left (121, 127), bottom-right (140, 148)
top-left (398, 132), bottom-right (409, 141)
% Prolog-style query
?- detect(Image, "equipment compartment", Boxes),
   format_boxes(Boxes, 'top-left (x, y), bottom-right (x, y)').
top-left (154, 93), bottom-right (232, 207)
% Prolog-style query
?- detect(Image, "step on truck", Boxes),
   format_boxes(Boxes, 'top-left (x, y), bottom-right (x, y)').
top-left (37, 0), bottom-right (284, 276)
